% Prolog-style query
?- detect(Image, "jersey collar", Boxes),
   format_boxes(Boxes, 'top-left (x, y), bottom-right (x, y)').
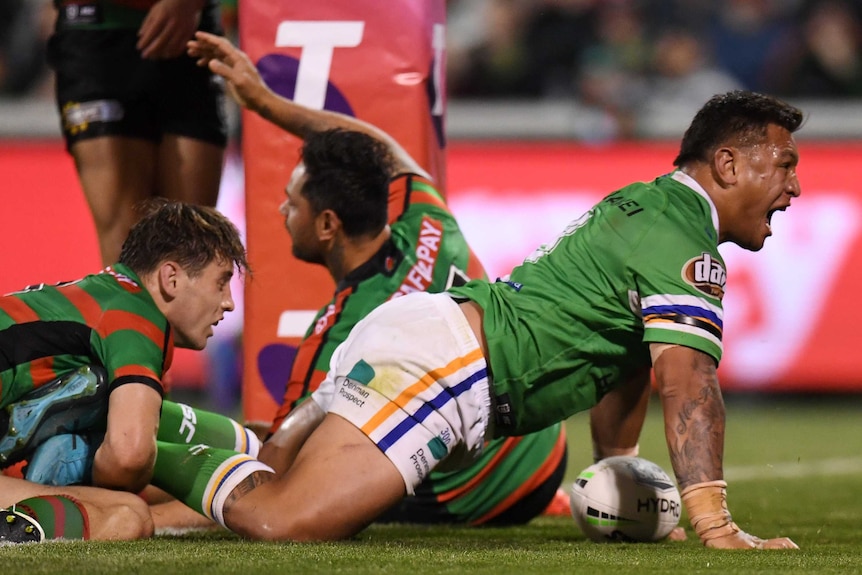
top-left (671, 170), bottom-right (720, 237)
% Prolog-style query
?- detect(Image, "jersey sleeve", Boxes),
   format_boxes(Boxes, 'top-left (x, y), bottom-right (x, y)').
top-left (92, 294), bottom-right (170, 397)
top-left (631, 222), bottom-right (725, 364)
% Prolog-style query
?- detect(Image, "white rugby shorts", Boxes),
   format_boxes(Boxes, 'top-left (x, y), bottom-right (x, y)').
top-left (310, 292), bottom-right (491, 494)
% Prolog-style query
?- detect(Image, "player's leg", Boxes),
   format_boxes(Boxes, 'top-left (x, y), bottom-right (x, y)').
top-left (48, 27), bottom-right (162, 266)
top-left (71, 137), bottom-right (157, 265)
top-left (227, 413), bottom-right (406, 541)
top-left (158, 400), bottom-right (261, 456)
top-left (376, 423), bottom-right (569, 526)
top-left (0, 475), bottom-right (153, 541)
top-left (157, 135), bottom-right (223, 207)
top-left (155, 52), bottom-right (227, 208)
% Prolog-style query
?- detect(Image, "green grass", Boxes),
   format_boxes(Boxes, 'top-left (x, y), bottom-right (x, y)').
top-left (3, 396), bottom-right (862, 574)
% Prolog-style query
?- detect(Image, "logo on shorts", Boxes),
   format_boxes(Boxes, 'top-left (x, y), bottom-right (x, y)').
top-left (62, 100), bottom-right (124, 135)
top-left (346, 360), bottom-right (374, 385)
top-left (681, 253), bottom-right (726, 300)
top-left (427, 436), bottom-right (447, 460)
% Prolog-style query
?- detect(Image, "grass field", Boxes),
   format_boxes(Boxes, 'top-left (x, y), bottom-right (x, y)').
top-left (3, 395), bottom-right (862, 574)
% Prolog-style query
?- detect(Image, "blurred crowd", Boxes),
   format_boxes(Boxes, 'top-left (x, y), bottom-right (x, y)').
top-left (448, 0), bottom-right (862, 136)
top-left (3, 0), bottom-right (862, 136)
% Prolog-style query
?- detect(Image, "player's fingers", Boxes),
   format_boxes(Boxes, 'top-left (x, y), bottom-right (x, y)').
top-left (666, 526), bottom-right (687, 542)
top-left (760, 537), bottom-right (799, 550)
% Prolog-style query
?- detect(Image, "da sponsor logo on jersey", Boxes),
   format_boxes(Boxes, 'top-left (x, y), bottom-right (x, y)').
top-left (681, 253), bottom-right (726, 300)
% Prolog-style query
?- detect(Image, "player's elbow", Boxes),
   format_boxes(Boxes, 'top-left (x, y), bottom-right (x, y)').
top-left (94, 440), bottom-right (156, 492)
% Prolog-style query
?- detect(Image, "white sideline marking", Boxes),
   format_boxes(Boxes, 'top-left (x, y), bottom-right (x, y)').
top-left (724, 456), bottom-right (862, 482)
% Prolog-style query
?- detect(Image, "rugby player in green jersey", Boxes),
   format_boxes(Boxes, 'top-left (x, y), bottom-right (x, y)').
top-left (147, 31), bottom-right (568, 533)
top-left (0, 200), bottom-right (249, 541)
top-left (153, 68), bottom-right (802, 548)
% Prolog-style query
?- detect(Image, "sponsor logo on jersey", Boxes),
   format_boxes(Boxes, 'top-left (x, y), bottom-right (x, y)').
top-left (390, 217), bottom-right (444, 299)
top-left (313, 303), bottom-right (337, 335)
top-left (681, 253), bottom-right (725, 300)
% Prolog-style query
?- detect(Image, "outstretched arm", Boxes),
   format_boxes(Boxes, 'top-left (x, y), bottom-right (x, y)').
top-left (652, 344), bottom-right (798, 549)
top-left (187, 31), bottom-right (428, 179)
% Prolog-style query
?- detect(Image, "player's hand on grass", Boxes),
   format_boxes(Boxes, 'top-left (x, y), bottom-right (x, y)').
top-left (666, 526), bottom-right (687, 542)
top-left (681, 480), bottom-right (799, 550)
top-left (139, 0), bottom-right (206, 59)
top-left (703, 526), bottom-right (798, 550)
top-left (187, 31), bottom-right (269, 111)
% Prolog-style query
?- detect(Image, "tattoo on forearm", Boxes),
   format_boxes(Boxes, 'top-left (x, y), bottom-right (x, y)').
top-left (668, 377), bottom-right (726, 488)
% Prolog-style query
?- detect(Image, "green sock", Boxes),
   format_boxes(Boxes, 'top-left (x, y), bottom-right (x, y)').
top-left (159, 400), bottom-right (260, 456)
top-left (152, 441), bottom-right (273, 527)
top-left (15, 495), bottom-right (89, 540)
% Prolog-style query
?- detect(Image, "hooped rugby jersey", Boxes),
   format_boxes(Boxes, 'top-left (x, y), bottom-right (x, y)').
top-left (0, 263), bottom-right (172, 407)
top-left (451, 170), bottom-right (726, 436)
top-left (269, 173), bottom-right (484, 430)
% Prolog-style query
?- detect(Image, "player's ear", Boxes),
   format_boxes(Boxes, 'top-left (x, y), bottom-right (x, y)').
top-left (316, 209), bottom-right (341, 241)
top-left (158, 261), bottom-right (181, 299)
top-left (713, 146), bottom-right (738, 186)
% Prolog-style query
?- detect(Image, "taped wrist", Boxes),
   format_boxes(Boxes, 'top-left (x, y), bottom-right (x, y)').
top-left (681, 480), bottom-right (741, 542)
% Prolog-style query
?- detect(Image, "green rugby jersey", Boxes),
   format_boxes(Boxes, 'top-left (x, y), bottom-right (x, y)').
top-left (0, 263), bottom-right (172, 407)
top-left (270, 174), bottom-right (566, 524)
top-left (451, 171), bottom-right (725, 436)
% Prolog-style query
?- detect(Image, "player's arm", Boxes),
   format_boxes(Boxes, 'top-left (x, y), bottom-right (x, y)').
top-left (258, 398), bottom-right (326, 477)
top-left (138, 0), bottom-right (207, 60)
top-left (92, 383), bottom-right (162, 493)
top-left (588, 366), bottom-right (651, 462)
top-left (187, 31), bottom-right (427, 179)
top-left (651, 343), bottom-right (798, 550)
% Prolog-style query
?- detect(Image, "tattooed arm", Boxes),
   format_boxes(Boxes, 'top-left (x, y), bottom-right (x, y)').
top-left (652, 344), bottom-right (798, 550)
top-left (651, 345), bottom-right (725, 489)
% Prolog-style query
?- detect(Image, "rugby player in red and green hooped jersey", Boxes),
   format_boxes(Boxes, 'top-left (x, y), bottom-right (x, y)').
top-left (147, 32), bottom-right (568, 531)
top-left (0, 201), bottom-right (247, 535)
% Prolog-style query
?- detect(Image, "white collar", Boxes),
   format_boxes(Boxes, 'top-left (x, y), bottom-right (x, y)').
top-left (671, 170), bottom-right (719, 237)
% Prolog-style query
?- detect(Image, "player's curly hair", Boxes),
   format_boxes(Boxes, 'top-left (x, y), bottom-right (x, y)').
top-left (118, 199), bottom-right (248, 277)
top-left (299, 128), bottom-right (394, 238)
top-left (673, 90), bottom-right (804, 167)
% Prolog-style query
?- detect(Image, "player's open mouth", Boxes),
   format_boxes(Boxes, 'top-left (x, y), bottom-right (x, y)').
top-left (766, 206), bottom-right (787, 233)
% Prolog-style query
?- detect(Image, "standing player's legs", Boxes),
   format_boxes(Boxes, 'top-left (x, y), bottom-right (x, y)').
top-left (71, 136), bottom-right (157, 266)
top-left (156, 135), bottom-right (223, 207)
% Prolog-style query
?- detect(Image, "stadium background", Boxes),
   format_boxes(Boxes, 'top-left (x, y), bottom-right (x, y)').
top-left (2, 0), bottom-right (862, 413)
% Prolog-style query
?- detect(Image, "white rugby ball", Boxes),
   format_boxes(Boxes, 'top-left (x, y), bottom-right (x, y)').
top-left (569, 456), bottom-right (681, 542)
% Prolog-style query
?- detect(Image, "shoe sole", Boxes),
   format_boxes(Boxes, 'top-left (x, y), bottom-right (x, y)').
top-left (0, 509), bottom-right (44, 543)
top-left (0, 365), bottom-right (107, 466)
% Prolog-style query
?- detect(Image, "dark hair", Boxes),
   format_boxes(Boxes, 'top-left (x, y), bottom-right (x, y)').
top-left (673, 90), bottom-right (804, 167)
top-left (118, 199), bottom-right (248, 277)
top-left (299, 128), bottom-right (394, 238)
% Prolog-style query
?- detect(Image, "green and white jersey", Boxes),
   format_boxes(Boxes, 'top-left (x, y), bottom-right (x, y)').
top-left (450, 171), bottom-right (725, 436)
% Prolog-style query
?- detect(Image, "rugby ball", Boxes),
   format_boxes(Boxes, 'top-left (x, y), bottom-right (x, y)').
top-left (569, 456), bottom-right (681, 542)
